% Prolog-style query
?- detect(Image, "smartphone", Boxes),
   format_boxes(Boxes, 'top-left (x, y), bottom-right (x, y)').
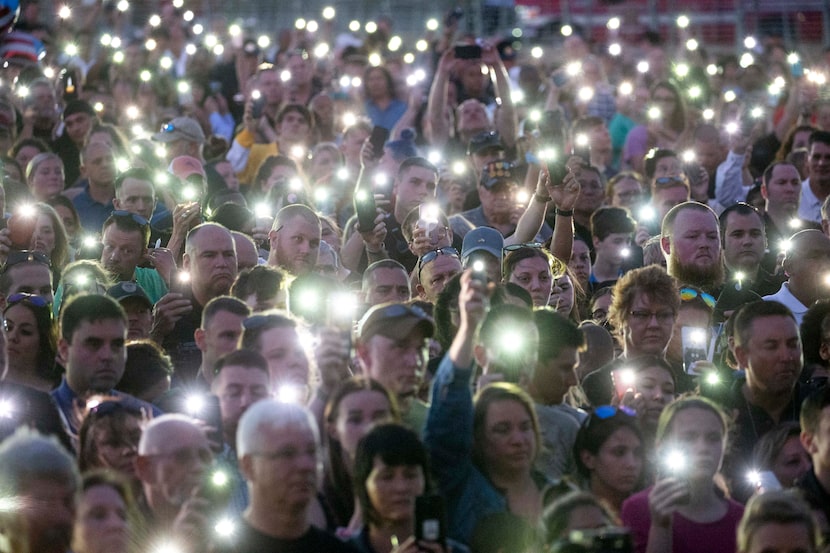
top-left (681, 326), bottom-right (709, 375)
top-left (469, 257), bottom-right (488, 283)
top-left (354, 188), bottom-right (378, 233)
top-left (415, 495), bottom-right (446, 545)
top-left (611, 367), bottom-right (636, 400)
top-left (454, 44), bottom-right (482, 60)
top-left (209, 80), bottom-right (222, 94)
top-left (572, 138), bottom-right (591, 166)
top-left (7, 210), bottom-right (36, 250)
top-left (547, 159), bottom-right (568, 186)
top-left (369, 126), bottom-right (390, 160)
top-left (251, 95), bottom-right (266, 119)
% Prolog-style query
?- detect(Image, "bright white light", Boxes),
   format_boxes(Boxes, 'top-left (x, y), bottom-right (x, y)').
top-left (116, 0), bottom-right (129, 11)
top-left (314, 43), bottom-right (329, 58)
top-left (724, 90), bottom-right (737, 102)
top-left (280, 69), bottom-right (291, 82)
top-left (148, 14), bottom-right (161, 27)
top-left (739, 53), bottom-right (754, 68)
top-left (565, 61), bottom-right (581, 76)
top-left (426, 18), bottom-right (439, 31)
top-left (706, 64), bottom-right (718, 76)
top-left (388, 36), bottom-right (402, 52)
top-left (336, 167), bottom-right (349, 180)
top-left (577, 86), bottom-right (594, 102)
top-left (215, 518), bottom-right (236, 537)
top-left (182, 10), bottom-right (193, 22)
top-left (607, 17), bottom-right (620, 30)
top-left (706, 372), bottom-right (720, 385)
top-left (637, 60), bottom-right (649, 73)
top-left (452, 161), bottom-right (466, 175)
top-left (647, 106), bottom-right (662, 120)
top-left (561, 24), bottom-right (573, 37)
top-left (0, 400), bottom-right (12, 418)
top-left (639, 205), bottom-right (656, 222)
top-left (277, 384), bottom-right (305, 404)
top-left (403, 53), bottom-right (415, 64)
top-left (702, 108), bottom-right (714, 120)
top-left (65, 43), bottom-right (78, 56)
top-left (228, 24), bottom-right (241, 37)
top-left (368, 52), bottom-right (382, 66)
top-left (322, 6), bottom-right (336, 20)
top-left (116, 157), bottom-right (130, 172)
top-left (531, 46), bottom-right (543, 59)
top-left (664, 449), bottom-right (687, 472)
top-left (608, 43), bottom-right (621, 56)
top-left (427, 150), bottom-right (442, 164)
top-left (744, 36), bottom-right (757, 49)
top-left (416, 40), bottom-right (428, 52)
top-left (619, 81), bottom-right (633, 96)
top-left (365, 21), bottom-right (377, 33)
top-left (351, 76), bottom-right (362, 88)
top-left (688, 85), bottom-right (702, 99)
top-left (787, 52), bottom-right (800, 65)
top-left (682, 149), bottom-right (695, 163)
top-left (177, 81), bottom-right (190, 93)
top-left (192, 24), bottom-right (203, 35)
top-left (257, 35), bottom-right (270, 49)
top-left (295, 18), bottom-right (306, 30)
top-left (306, 20), bottom-right (318, 33)
top-left (686, 38), bottom-right (699, 51)
top-left (185, 394), bottom-right (204, 414)
top-left (58, 5), bottom-right (71, 19)
top-left (725, 121), bottom-right (739, 134)
top-left (675, 63), bottom-right (689, 78)
top-left (349, 20), bottom-right (360, 32)
top-left (676, 15), bottom-right (690, 28)
top-left (511, 89), bottom-right (525, 104)
top-left (160, 56), bottom-right (173, 70)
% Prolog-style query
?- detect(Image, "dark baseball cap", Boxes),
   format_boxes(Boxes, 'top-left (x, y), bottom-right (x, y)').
top-left (107, 281), bottom-right (153, 310)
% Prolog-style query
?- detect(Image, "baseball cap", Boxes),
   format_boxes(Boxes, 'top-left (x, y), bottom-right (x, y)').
top-left (480, 160), bottom-right (516, 189)
top-left (152, 116), bottom-right (206, 144)
top-left (467, 131), bottom-right (504, 156)
top-left (461, 226), bottom-right (504, 263)
top-left (107, 281), bottom-right (153, 310)
top-left (168, 156), bottom-right (206, 181)
top-left (357, 302), bottom-right (434, 343)
top-left (62, 99), bottom-right (96, 120)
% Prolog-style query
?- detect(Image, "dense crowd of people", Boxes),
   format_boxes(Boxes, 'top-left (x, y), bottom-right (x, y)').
top-left (3, 1), bottom-right (830, 552)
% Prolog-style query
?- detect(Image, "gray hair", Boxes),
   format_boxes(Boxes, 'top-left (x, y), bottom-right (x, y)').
top-left (0, 427), bottom-right (79, 495)
top-left (237, 399), bottom-right (319, 458)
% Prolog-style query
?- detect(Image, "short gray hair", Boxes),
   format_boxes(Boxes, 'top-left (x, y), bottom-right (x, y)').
top-left (237, 399), bottom-right (319, 458)
top-left (0, 428), bottom-right (79, 495)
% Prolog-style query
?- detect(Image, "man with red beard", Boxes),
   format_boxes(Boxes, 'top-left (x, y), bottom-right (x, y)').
top-left (268, 204), bottom-right (321, 278)
top-left (154, 223), bottom-right (238, 383)
top-left (661, 201), bottom-right (724, 295)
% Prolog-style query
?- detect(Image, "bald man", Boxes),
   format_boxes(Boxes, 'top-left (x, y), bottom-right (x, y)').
top-left (268, 204), bottom-right (321, 277)
top-left (135, 414), bottom-right (213, 540)
top-left (764, 229), bottom-right (830, 325)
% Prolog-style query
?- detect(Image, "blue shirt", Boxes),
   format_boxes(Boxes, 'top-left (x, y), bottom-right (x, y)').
top-left (72, 183), bottom-right (115, 233)
top-left (365, 99), bottom-right (407, 131)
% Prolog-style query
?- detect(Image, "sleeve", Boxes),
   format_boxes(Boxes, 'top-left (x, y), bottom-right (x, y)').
top-left (423, 354), bottom-right (476, 495)
top-left (209, 112), bottom-right (236, 141)
top-left (226, 137), bottom-right (251, 174)
top-left (620, 492), bottom-right (651, 553)
top-left (715, 151), bottom-right (750, 207)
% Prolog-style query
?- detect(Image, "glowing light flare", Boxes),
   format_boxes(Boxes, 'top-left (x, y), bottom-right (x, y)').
top-left (427, 150), bottom-right (442, 164)
top-left (336, 167), bottom-right (349, 180)
top-left (416, 40), bottom-right (428, 52)
top-left (365, 21), bottom-right (377, 33)
top-left (664, 449), bottom-right (687, 473)
top-left (702, 108), bottom-right (714, 120)
top-left (184, 394), bottom-right (204, 414)
top-left (451, 161), bottom-right (467, 175)
top-left (113, 51), bottom-right (124, 63)
top-left (341, 111), bottom-right (357, 127)
top-left (215, 518), bottom-right (236, 537)
top-left (561, 24), bottom-right (573, 37)
top-left (148, 14), bottom-right (161, 27)
top-left (182, 10), bottom-right (193, 22)
top-left (314, 43), bottom-right (329, 58)
top-left (674, 63), bottom-right (689, 78)
top-left (388, 36), bottom-right (402, 52)
top-left (787, 52), bottom-right (800, 65)
top-left (688, 85), bottom-right (702, 99)
top-left (426, 18), bottom-right (439, 31)
top-left (116, 0), bottom-right (129, 12)
top-left (744, 36), bottom-right (757, 50)
top-left (682, 149), bottom-right (696, 163)
top-left (723, 90), bottom-right (737, 103)
top-left (619, 81), bottom-right (633, 96)
top-left (577, 86), bottom-right (594, 102)
top-left (739, 53), bottom-right (754, 68)
top-left (280, 70), bottom-right (291, 82)
top-left (636, 60), bottom-right (649, 74)
top-left (351, 77), bottom-right (362, 87)
top-left (403, 53), bottom-right (415, 64)
top-left (82, 235), bottom-right (98, 248)
top-left (322, 6), bottom-right (336, 20)
top-left (511, 89), bottom-right (525, 104)
top-left (289, 146), bottom-right (306, 160)
top-left (676, 15), bottom-right (690, 28)
top-left (348, 21), bottom-right (360, 32)
top-left (639, 205), bottom-right (656, 222)
top-left (724, 121), bottom-right (739, 134)
top-left (706, 64), bottom-right (718, 76)
top-left (647, 106), bottom-right (662, 121)
top-left (565, 61), bottom-right (581, 76)
top-left (531, 46), bottom-right (543, 59)
top-left (140, 70), bottom-right (152, 82)
top-left (789, 218), bottom-right (803, 229)
top-left (0, 399), bottom-right (13, 418)
top-left (705, 372), bottom-right (720, 385)
top-left (192, 24), bottom-right (203, 35)
top-left (93, 102), bottom-right (104, 113)
top-left (58, 5), bottom-right (71, 19)
top-left (515, 190), bottom-right (529, 204)
top-left (608, 43), bottom-right (621, 57)
top-left (606, 17), bottom-right (620, 30)
top-left (368, 52), bottom-right (382, 67)
top-left (686, 38), bottom-right (699, 51)
top-left (116, 157), bottom-right (130, 172)
top-left (160, 56), bottom-right (173, 70)
top-left (306, 20), bottom-right (319, 33)
top-left (228, 24), bottom-right (242, 37)
top-left (295, 18), bottom-right (307, 30)
top-left (65, 43), bottom-right (78, 57)
top-left (276, 384), bottom-right (305, 404)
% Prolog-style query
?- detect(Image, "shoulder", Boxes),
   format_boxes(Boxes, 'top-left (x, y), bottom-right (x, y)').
top-left (306, 527), bottom-right (361, 553)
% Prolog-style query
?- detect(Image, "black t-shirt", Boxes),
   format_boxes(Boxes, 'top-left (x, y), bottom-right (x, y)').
top-left (212, 522), bottom-right (360, 553)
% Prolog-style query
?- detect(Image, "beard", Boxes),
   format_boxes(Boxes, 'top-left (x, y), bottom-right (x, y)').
top-left (669, 253), bottom-right (725, 292)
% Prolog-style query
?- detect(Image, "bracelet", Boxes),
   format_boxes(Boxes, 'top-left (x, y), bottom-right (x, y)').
top-left (555, 208), bottom-right (573, 217)
top-left (533, 193), bottom-right (551, 204)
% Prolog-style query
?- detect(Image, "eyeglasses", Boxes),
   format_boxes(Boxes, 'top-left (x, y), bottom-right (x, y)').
top-left (111, 210), bottom-right (149, 227)
top-left (680, 287), bottom-right (716, 309)
top-left (3, 250), bottom-right (51, 271)
top-left (159, 122), bottom-right (177, 133)
top-left (417, 248), bottom-right (460, 280)
top-left (6, 293), bottom-right (49, 308)
top-left (628, 309), bottom-right (675, 323)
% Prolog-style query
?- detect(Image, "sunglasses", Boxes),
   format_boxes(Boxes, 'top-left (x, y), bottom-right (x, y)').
top-left (680, 287), bottom-right (716, 309)
top-left (159, 122), bottom-right (177, 133)
top-left (6, 292), bottom-right (49, 308)
top-left (371, 303), bottom-right (429, 321)
top-left (654, 176), bottom-right (686, 188)
top-left (417, 248), bottom-right (460, 280)
top-left (503, 242), bottom-right (545, 253)
top-left (111, 210), bottom-right (149, 227)
top-left (594, 405), bottom-right (637, 421)
top-left (3, 250), bottom-right (51, 271)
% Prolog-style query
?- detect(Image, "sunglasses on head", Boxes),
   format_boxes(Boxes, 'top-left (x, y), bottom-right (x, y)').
top-left (680, 287), bottom-right (716, 309)
top-left (417, 248), bottom-right (459, 280)
top-left (6, 293), bottom-right (49, 308)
